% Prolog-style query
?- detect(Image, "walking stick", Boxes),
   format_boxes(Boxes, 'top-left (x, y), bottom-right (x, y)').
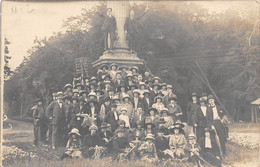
top-left (212, 126), bottom-right (223, 158)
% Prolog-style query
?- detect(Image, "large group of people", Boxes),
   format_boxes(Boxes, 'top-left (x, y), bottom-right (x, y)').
top-left (31, 63), bottom-right (230, 166)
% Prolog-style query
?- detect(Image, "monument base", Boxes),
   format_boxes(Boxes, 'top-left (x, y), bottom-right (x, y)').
top-left (92, 49), bottom-right (144, 69)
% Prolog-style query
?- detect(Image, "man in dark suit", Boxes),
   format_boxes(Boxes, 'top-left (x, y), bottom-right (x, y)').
top-left (100, 8), bottom-right (117, 51)
top-left (104, 103), bottom-right (119, 132)
top-left (124, 9), bottom-right (147, 53)
top-left (45, 92), bottom-right (66, 149)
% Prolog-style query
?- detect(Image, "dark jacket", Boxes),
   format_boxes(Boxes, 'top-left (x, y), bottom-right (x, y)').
top-left (45, 100), bottom-right (66, 126)
top-left (141, 96), bottom-right (153, 112)
top-left (104, 110), bottom-right (119, 132)
top-left (101, 14), bottom-right (117, 32)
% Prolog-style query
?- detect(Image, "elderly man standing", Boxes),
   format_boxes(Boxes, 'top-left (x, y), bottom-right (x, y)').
top-left (46, 92), bottom-right (66, 149)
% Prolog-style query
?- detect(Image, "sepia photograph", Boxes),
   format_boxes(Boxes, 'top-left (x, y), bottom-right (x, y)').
top-left (0, 0), bottom-right (259, 167)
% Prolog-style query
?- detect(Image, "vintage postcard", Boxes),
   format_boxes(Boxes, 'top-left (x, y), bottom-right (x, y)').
top-left (1, 0), bottom-right (259, 167)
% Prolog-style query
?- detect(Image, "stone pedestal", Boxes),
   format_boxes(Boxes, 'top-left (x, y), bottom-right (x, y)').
top-left (91, 49), bottom-right (144, 68)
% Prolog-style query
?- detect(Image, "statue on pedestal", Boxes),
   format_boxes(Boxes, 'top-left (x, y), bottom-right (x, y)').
top-left (98, 8), bottom-right (118, 52)
top-left (124, 9), bottom-right (147, 53)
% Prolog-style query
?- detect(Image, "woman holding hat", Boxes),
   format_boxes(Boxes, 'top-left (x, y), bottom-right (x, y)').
top-left (152, 96), bottom-right (165, 113)
top-left (61, 128), bottom-right (83, 159)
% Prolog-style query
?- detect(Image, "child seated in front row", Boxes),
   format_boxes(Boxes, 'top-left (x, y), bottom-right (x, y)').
top-left (61, 128), bottom-right (83, 160)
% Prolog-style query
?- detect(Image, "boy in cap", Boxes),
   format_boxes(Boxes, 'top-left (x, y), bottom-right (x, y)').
top-left (61, 128), bottom-right (83, 160)
top-left (185, 133), bottom-right (202, 166)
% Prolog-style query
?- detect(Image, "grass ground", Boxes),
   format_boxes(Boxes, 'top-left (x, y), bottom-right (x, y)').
top-left (3, 120), bottom-right (260, 167)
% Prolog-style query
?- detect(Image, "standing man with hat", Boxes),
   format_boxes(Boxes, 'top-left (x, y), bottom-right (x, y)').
top-left (46, 91), bottom-right (66, 149)
top-left (141, 90), bottom-right (153, 113)
top-left (32, 98), bottom-right (47, 146)
top-left (207, 95), bottom-right (228, 157)
top-left (193, 97), bottom-right (210, 142)
top-left (99, 8), bottom-right (117, 52)
top-left (186, 92), bottom-right (199, 126)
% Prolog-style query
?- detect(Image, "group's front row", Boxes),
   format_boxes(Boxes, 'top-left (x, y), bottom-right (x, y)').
top-left (61, 114), bottom-right (222, 167)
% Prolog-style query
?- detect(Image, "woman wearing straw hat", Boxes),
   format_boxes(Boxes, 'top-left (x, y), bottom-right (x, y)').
top-left (168, 122), bottom-right (187, 160)
top-left (167, 96), bottom-right (183, 122)
top-left (61, 128), bottom-right (83, 160)
top-left (121, 94), bottom-right (133, 118)
top-left (138, 133), bottom-right (158, 162)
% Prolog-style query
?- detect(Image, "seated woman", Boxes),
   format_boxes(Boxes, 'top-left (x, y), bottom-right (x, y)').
top-left (61, 128), bottom-right (83, 160)
top-left (159, 108), bottom-right (174, 129)
top-left (138, 134), bottom-right (158, 162)
top-left (166, 122), bottom-right (187, 161)
top-left (152, 96), bottom-right (165, 114)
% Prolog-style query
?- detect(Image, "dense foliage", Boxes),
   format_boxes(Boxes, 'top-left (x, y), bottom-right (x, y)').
top-left (4, 2), bottom-right (259, 121)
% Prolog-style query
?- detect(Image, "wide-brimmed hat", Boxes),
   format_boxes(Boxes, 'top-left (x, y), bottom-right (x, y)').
top-left (120, 107), bottom-right (128, 112)
top-left (154, 96), bottom-right (163, 102)
top-left (174, 120), bottom-right (185, 128)
top-left (112, 95), bottom-right (120, 101)
top-left (57, 91), bottom-right (64, 97)
top-left (167, 85), bottom-right (173, 89)
top-left (88, 92), bottom-right (97, 98)
top-left (90, 77), bottom-right (98, 82)
top-left (64, 84), bottom-right (73, 90)
top-left (109, 63), bottom-right (118, 69)
top-left (153, 76), bottom-right (160, 81)
top-left (126, 73), bottom-right (133, 78)
top-left (100, 64), bottom-right (109, 70)
top-left (114, 127), bottom-right (125, 134)
top-left (148, 107), bottom-right (158, 114)
top-left (157, 91), bottom-right (164, 97)
top-left (143, 90), bottom-right (150, 95)
top-left (161, 83), bottom-right (167, 87)
top-left (139, 82), bottom-right (146, 87)
top-left (145, 121), bottom-right (155, 129)
top-left (145, 78), bottom-right (153, 84)
top-left (122, 95), bottom-right (131, 101)
top-left (133, 89), bottom-right (141, 95)
top-left (69, 128), bottom-right (81, 136)
top-left (89, 124), bottom-right (98, 131)
top-left (111, 103), bottom-right (117, 108)
top-left (145, 133), bottom-right (154, 140)
top-left (73, 89), bottom-right (79, 94)
top-left (135, 120), bottom-right (143, 126)
top-left (130, 66), bottom-right (139, 71)
top-left (129, 84), bottom-right (138, 89)
top-left (188, 133), bottom-right (196, 140)
top-left (104, 80), bottom-right (111, 85)
top-left (87, 99), bottom-right (98, 105)
top-left (161, 108), bottom-right (169, 115)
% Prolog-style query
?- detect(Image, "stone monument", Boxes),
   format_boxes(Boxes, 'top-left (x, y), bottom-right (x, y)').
top-left (91, 1), bottom-right (144, 68)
